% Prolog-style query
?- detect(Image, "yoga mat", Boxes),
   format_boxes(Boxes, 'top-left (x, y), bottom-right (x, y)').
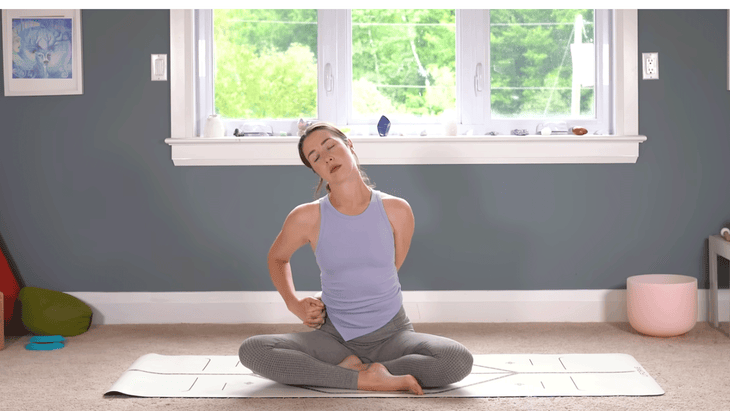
top-left (106, 353), bottom-right (664, 398)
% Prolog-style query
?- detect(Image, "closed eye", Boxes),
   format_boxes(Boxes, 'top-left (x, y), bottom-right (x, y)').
top-left (313, 145), bottom-right (335, 162)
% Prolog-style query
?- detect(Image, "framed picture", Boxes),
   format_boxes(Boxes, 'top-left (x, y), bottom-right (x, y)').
top-left (2, 9), bottom-right (83, 96)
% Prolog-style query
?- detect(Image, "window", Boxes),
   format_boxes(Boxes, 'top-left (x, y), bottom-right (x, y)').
top-left (167, 10), bottom-right (644, 166)
top-left (349, 10), bottom-right (456, 124)
top-left (197, 10), bottom-right (318, 136)
top-left (460, 10), bottom-right (611, 135)
top-left (199, 9), bottom-right (607, 136)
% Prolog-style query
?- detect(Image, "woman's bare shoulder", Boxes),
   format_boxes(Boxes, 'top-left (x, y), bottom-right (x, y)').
top-left (380, 191), bottom-right (407, 203)
top-left (291, 200), bottom-right (320, 224)
top-left (380, 192), bottom-right (413, 214)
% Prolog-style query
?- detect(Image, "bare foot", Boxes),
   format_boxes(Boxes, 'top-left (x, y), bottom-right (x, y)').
top-left (338, 355), bottom-right (368, 371)
top-left (357, 363), bottom-right (423, 395)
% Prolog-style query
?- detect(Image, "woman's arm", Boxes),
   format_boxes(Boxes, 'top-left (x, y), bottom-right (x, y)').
top-left (387, 198), bottom-right (415, 272)
top-left (268, 204), bottom-right (325, 328)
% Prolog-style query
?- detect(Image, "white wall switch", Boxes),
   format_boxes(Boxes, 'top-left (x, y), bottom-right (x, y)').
top-left (151, 54), bottom-right (167, 81)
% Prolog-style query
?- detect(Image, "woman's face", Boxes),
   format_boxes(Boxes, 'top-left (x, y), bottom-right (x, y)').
top-left (302, 129), bottom-right (354, 182)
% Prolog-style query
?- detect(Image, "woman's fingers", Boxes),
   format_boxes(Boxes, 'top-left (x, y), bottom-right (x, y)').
top-left (305, 300), bottom-right (325, 317)
top-left (303, 296), bottom-right (324, 307)
top-left (297, 296), bottom-right (326, 328)
top-left (306, 310), bottom-right (326, 328)
top-left (309, 311), bottom-right (325, 322)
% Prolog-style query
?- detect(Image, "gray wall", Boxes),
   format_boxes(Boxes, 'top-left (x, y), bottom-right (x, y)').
top-left (1, 10), bottom-right (728, 292)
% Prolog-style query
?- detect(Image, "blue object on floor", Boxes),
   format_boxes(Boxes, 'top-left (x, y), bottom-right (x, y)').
top-left (30, 335), bottom-right (66, 343)
top-left (377, 115), bottom-right (391, 136)
top-left (26, 342), bottom-right (65, 351)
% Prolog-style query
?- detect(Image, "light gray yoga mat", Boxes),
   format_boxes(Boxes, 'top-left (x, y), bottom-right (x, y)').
top-left (105, 353), bottom-right (664, 398)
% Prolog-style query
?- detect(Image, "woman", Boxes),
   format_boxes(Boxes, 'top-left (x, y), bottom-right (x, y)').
top-left (239, 123), bottom-right (473, 395)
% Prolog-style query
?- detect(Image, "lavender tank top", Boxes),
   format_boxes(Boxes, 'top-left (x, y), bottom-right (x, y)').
top-left (314, 188), bottom-right (403, 341)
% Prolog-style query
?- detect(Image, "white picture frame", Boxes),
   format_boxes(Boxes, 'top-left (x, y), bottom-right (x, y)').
top-left (2, 9), bottom-right (83, 96)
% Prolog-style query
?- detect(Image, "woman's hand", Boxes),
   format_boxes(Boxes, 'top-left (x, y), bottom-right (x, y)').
top-left (288, 296), bottom-right (326, 329)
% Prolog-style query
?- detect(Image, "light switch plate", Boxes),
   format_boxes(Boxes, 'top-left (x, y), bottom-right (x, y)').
top-left (151, 54), bottom-right (167, 81)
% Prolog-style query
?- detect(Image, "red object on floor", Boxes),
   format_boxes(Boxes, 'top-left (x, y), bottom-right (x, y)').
top-left (1, 292), bottom-right (5, 350)
top-left (0, 246), bottom-right (20, 326)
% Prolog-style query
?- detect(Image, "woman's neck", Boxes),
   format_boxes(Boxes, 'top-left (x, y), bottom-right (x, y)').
top-left (328, 182), bottom-right (372, 209)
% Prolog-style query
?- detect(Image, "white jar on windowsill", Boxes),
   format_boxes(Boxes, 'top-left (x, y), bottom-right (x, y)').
top-left (203, 114), bottom-right (225, 138)
top-left (441, 109), bottom-right (457, 136)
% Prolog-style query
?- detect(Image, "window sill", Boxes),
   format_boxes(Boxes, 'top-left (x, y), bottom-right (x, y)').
top-left (164, 135), bottom-right (647, 166)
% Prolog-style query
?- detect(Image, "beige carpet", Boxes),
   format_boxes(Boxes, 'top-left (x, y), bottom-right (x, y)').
top-left (1, 321), bottom-right (728, 411)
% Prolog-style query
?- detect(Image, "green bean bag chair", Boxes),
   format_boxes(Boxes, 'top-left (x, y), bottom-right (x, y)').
top-left (18, 287), bottom-right (93, 337)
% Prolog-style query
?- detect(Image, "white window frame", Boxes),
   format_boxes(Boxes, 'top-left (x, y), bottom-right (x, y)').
top-left (165, 9), bottom-right (645, 166)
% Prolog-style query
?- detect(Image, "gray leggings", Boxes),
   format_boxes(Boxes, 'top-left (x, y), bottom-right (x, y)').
top-left (238, 305), bottom-right (473, 390)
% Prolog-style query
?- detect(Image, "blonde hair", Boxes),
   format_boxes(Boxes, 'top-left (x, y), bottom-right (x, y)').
top-left (297, 122), bottom-right (376, 200)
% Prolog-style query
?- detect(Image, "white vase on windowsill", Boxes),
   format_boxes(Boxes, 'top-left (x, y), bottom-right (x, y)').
top-left (203, 114), bottom-right (225, 138)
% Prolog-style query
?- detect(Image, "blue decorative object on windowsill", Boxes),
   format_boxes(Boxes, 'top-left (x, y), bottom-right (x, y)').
top-left (377, 115), bottom-right (391, 137)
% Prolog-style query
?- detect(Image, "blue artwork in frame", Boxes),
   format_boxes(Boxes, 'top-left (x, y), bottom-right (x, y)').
top-left (2, 9), bottom-right (83, 96)
top-left (12, 18), bottom-right (74, 79)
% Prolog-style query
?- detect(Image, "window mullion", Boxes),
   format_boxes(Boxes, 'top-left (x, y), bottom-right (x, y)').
top-left (195, 10), bottom-right (215, 138)
top-left (485, 10), bottom-right (492, 126)
top-left (596, 9), bottom-right (612, 134)
top-left (318, 10), bottom-right (348, 125)
top-left (458, 10), bottom-right (489, 130)
top-left (317, 10), bottom-right (336, 124)
top-left (338, 9), bottom-right (351, 125)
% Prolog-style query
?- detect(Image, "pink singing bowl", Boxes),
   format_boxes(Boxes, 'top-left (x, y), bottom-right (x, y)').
top-left (627, 274), bottom-right (698, 337)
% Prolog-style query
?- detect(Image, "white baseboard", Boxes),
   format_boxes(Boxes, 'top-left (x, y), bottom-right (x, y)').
top-left (64, 290), bottom-right (730, 326)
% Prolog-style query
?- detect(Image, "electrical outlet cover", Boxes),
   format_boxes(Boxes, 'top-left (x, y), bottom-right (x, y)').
top-left (642, 52), bottom-right (658, 80)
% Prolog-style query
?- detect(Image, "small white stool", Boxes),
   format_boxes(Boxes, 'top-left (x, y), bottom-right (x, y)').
top-left (708, 234), bottom-right (730, 327)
